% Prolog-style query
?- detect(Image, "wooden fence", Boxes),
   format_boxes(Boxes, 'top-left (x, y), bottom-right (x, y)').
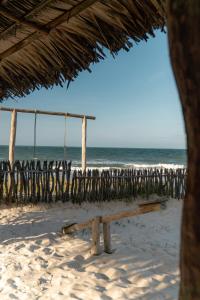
top-left (0, 160), bottom-right (187, 204)
top-left (0, 160), bottom-right (71, 204)
top-left (71, 168), bottom-right (187, 203)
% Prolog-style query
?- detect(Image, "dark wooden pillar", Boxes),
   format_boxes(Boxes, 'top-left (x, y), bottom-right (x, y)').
top-left (167, 1), bottom-right (200, 299)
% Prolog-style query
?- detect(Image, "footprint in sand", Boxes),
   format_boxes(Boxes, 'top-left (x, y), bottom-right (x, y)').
top-left (9, 294), bottom-right (18, 299)
top-left (38, 275), bottom-right (51, 285)
top-left (35, 239), bottom-right (43, 245)
top-left (116, 277), bottom-right (132, 288)
top-left (73, 255), bottom-right (84, 261)
top-left (7, 279), bottom-right (17, 289)
top-left (119, 277), bottom-right (132, 285)
top-left (38, 273), bottom-right (52, 291)
top-left (14, 263), bottom-right (22, 271)
top-left (69, 293), bottom-right (83, 300)
top-left (53, 252), bottom-right (64, 258)
top-left (101, 296), bottom-right (112, 300)
top-left (43, 247), bottom-right (53, 255)
top-left (93, 272), bottom-right (110, 281)
top-left (65, 255), bottom-right (85, 272)
top-left (14, 243), bottom-right (26, 251)
top-left (116, 267), bottom-right (126, 274)
top-left (35, 256), bottom-right (49, 268)
top-left (95, 285), bottom-right (106, 292)
top-left (67, 260), bottom-right (85, 272)
top-left (29, 244), bottom-right (40, 252)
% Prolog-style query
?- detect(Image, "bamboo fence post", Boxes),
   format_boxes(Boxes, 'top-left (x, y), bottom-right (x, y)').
top-left (91, 216), bottom-right (101, 255)
top-left (9, 109), bottom-right (17, 167)
top-left (103, 222), bottom-right (112, 254)
top-left (82, 116), bottom-right (87, 172)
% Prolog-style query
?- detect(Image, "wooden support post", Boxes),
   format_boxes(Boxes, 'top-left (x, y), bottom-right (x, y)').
top-left (91, 216), bottom-right (101, 255)
top-left (9, 110), bottom-right (17, 166)
top-left (167, 1), bottom-right (200, 298)
top-left (82, 116), bottom-right (87, 172)
top-left (103, 222), bottom-right (112, 254)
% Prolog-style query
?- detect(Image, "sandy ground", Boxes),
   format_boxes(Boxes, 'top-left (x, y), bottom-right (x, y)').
top-left (0, 197), bottom-right (181, 300)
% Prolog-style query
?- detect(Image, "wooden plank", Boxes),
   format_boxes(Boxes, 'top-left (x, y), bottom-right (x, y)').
top-left (139, 199), bottom-right (167, 207)
top-left (82, 116), bottom-right (87, 172)
top-left (62, 202), bottom-right (161, 234)
top-left (9, 110), bottom-right (17, 166)
top-left (91, 216), bottom-right (101, 256)
top-left (101, 203), bottom-right (161, 223)
top-left (62, 219), bottom-right (92, 234)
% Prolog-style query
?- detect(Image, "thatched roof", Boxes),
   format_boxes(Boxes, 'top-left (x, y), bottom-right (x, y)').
top-left (0, 0), bottom-right (166, 100)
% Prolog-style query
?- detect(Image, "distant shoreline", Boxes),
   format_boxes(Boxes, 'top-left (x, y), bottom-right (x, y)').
top-left (0, 146), bottom-right (187, 169)
top-left (0, 145), bottom-right (187, 150)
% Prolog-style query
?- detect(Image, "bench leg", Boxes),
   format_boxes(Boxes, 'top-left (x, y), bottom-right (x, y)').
top-left (103, 222), bottom-right (112, 254)
top-left (91, 216), bottom-right (101, 255)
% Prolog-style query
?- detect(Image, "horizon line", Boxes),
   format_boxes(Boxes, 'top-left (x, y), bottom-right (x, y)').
top-left (0, 144), bottom-right (187, 150)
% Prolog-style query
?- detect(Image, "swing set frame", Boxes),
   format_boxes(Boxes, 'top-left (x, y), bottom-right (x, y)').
top-left (0, 106), bottom-right (95, 171)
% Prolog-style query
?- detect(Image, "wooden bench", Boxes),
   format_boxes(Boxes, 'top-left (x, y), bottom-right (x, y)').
top-left (62, 200), bottom-right (166, 255)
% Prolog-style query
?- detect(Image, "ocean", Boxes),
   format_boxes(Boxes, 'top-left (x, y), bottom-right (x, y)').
top-left (0, 146), bottom-right (187, 170)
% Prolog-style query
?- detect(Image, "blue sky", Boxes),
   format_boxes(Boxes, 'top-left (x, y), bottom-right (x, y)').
top-left (1, 30), bottom-right (186, 149)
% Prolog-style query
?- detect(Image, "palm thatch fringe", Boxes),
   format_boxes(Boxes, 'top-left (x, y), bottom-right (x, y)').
top-left (0, 0), bottom-right (166, 100)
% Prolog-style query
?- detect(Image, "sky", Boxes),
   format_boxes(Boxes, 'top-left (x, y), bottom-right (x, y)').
top-left (0, 30), bottom-right (186, 149)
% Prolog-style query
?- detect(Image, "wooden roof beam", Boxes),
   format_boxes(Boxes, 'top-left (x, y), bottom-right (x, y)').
top-left (49, 0), bottom-right (100, 28)
top-left (0, 0), bottom-right (54, 39)
top-left (0, 0), bottom-right (100, 61)
top-left (0, 7), bottom-right (49, 34)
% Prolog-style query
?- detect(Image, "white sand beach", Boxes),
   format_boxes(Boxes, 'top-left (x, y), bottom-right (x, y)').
top-left (0, 198), bottom-right (181, 300)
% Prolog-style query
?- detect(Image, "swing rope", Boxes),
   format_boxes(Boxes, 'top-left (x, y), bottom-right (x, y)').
top-left (33, 111), bottom-right (37, 159)
top-left (33, 112), bottom-right (67, 160)
top-left (64, 115), bottom-right (67, 160)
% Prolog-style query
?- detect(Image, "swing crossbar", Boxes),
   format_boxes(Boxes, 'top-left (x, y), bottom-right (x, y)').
top-left (0, 106), bottom-right (96, 120)
top-left (1, 106), bottom-right (95, 169)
